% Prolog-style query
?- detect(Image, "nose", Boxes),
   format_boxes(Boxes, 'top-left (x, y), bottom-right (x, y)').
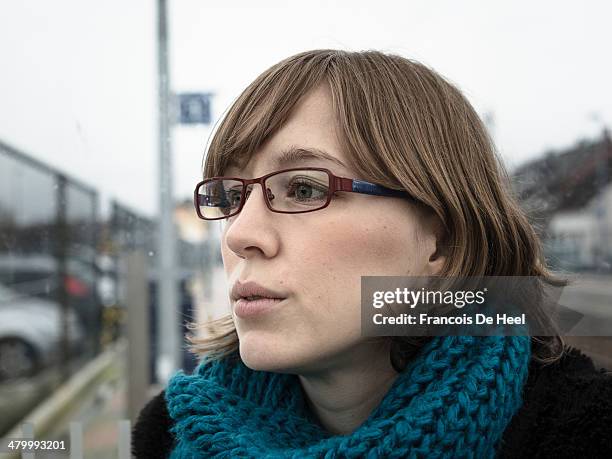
top-left (223, 182), bottom-right (280, 259)
top-left (244, 183), bottom-right (275, 203)
top-left (239, 181), bottom-right (275, 215)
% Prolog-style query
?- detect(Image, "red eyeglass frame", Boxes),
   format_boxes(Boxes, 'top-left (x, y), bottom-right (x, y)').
top-left (193, 167), bottom-right (411, 220)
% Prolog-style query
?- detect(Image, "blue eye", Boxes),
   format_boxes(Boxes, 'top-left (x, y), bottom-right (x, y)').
top-left (287, 178), bottom-right (327, 202)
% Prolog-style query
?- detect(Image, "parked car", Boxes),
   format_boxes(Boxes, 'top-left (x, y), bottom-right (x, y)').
top-left (0, 254), bottom-right (100, 352)
top-left (0, 283), bottom-right (84, 381)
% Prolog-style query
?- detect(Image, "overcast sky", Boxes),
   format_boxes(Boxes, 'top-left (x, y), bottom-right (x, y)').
top-left (1, 0), bottom-right (610, 217)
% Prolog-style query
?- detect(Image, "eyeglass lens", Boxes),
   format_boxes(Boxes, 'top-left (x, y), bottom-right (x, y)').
top-left (196, 169), bottom-right (331, 219)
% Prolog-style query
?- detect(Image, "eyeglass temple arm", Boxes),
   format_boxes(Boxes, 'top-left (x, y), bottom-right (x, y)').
top-left (333, 177), bottom-right (410, 198)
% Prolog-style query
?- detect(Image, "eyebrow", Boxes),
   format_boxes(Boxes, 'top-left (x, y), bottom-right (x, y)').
top-left (272, 147), bottom-right (347, 169)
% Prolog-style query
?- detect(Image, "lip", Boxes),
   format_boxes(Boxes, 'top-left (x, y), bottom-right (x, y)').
top-left (231, 280), bottom-right (287, 318)
top-left (234, 297), bottom-right (286, 318)
top-left (231, 280), bottom-right (287, 301)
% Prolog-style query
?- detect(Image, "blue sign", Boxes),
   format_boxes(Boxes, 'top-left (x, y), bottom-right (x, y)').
top-left (178, 93), bottom-right (212, 125)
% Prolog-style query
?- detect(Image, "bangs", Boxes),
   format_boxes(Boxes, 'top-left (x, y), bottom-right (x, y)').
top-left (203, 51), bottom-right (337, 178)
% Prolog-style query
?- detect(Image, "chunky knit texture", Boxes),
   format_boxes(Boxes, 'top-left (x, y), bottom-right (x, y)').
top-left (164, 336), bottom-right (530, 458)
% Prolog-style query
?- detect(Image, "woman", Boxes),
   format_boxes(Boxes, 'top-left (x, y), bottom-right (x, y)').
top-left (132, 49), bottom-right (612, 458)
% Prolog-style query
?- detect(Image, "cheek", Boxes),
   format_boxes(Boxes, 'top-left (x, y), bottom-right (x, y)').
top-left (315, 214), bottom-right (419, 275)
top-left (221, 240), bottom-right (239, 276)
top-left (288, 211), bottom-right (420, 327)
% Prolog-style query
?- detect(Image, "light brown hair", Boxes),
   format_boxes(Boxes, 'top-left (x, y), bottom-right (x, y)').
top-left (187, 49), bottom-right (564, 367)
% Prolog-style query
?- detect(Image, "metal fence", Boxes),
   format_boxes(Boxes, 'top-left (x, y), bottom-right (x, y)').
top-left (0, 139), bottom-right (210, 444)
top-left (0, 140), bottom-right (101, 375)
top-left (0, 140), bottom-right (103, 439)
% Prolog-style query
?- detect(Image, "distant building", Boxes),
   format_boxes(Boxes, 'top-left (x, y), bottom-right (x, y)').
top-left (512, 129), bottom-right (612, 271)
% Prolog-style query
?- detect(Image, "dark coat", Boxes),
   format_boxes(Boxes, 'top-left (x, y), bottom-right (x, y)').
top-left (132, 347), bottom-right (612, 458)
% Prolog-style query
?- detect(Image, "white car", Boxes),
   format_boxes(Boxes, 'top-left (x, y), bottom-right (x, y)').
top-left (0, 284), bottom-right (84, 381)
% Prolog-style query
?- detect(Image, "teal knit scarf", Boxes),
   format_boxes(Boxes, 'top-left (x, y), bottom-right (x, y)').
top-left (165, 336), bottom-right (530, 458)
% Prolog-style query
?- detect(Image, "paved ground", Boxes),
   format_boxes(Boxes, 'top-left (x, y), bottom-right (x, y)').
top-left (0, 357), bottom-right (86, 437)
top-left (78, 377), bottom-right (128, 459)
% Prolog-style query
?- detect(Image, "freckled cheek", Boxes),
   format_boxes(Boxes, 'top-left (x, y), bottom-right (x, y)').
top-left (314, 225), bottom-right (411, 273)
top-left (286, 226), bottom-right (408, 318)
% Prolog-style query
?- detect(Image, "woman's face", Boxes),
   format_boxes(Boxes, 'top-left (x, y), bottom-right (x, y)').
top-left (221, 84), bottom-right (444, 373)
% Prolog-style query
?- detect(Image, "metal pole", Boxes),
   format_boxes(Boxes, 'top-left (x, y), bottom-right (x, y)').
top-left (597, 128), bottom-right (611, 270)
top-left (91, 189), bottom-right (101, 355)
top-left (55, 174), bottom-right (71, 382)
top-left (126, 251), bottom-right (150, 423)
top-left (157, 0), bottom-right (180, 384)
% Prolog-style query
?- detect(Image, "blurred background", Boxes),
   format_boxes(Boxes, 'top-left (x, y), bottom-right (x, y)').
top-left (0, 1), bottom-right (611, 457)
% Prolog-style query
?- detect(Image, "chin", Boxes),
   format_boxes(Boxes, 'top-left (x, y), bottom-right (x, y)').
top-left (237, 332), bottom-right (308, 373)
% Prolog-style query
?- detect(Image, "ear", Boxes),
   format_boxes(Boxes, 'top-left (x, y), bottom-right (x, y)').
top-left (424, 237), bottom-right (447, 276)
top-left (421, 214), bottom-right (447, 276)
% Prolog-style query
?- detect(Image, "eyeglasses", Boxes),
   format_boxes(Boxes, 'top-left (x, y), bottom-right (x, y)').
top-left (193, 167), bottom-right (411, 220)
